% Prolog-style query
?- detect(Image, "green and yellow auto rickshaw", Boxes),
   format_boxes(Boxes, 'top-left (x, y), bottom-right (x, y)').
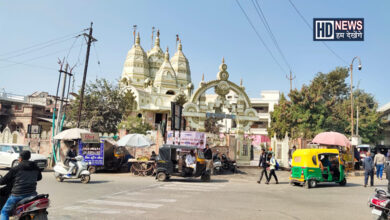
top-left (289, 149), bottom-right (346, 188)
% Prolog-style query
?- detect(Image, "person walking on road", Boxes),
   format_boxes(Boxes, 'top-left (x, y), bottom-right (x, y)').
top-left (374, 151), bottom-right (386, 180)
top-left (267, 153), bottom-right (279, 184)
top-left (203, 144), bottom-right (213, 171)
top-left (257, 149), bottom-right (269, 184)
top-left (363, 151), bottom-right (375, 187)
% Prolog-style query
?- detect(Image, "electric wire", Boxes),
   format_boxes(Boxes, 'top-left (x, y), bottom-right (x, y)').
top-left (0, 44), bottom-right (83, 69)
top-left (252, 0), bottom-right (292, 71)
top-left (92, 42), bottom-right (103, 79)
top-left (0, 30), bottom-right (84, 58)
top-left (287, 0), bottom-right (348, 64)
top-left (235, 0), bottom-right (287, 73)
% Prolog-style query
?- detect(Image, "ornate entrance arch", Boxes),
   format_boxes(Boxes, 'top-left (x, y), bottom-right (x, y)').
top-left (183, 59), bottom-right (258, 162)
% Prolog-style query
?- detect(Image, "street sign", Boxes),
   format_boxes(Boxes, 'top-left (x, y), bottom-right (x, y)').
top-left (171, 102), bottom-right (182, 131)
top-left (206, 112), bottom-right (236, 120)
top-left (80, 133), bottom-right (100, 143)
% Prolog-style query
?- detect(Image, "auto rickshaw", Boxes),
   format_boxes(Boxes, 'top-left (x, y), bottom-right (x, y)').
top-left (289, 149), bottom-right (346, 188)
top-left (155, 144), bottom-right (211, 182)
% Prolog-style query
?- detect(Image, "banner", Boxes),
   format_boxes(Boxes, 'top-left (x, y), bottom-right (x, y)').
top-left (166, 131), bottom-right (206, 149)
top-left (78, 140), bottom-right (104, 166)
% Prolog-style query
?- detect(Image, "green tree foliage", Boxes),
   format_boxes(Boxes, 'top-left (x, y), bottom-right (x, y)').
top-left (205, 118), bottom-right (222, 134)
top-left (268, 67), bottom-right (383, 144)
top-left (66, 78), bottom-right (136, 133)
top-left (118, 115), bottom-right (152, 135)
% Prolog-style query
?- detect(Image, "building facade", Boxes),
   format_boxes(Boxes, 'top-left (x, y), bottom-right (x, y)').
top-left (378, 102), bottom-right (390, 146)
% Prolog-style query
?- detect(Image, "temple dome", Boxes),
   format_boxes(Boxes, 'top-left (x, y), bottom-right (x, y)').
top-left (121, 33), bottom-right (150, 88)
top-left (147, 36), bottom-right (164, 80)
top-left (170, 41), bottom-right (191, 89)
top-left (153, 48), bottom-right (178, 92)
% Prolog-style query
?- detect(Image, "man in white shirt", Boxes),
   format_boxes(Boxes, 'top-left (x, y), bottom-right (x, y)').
top-left (185, 150), bottom-right (196, 170)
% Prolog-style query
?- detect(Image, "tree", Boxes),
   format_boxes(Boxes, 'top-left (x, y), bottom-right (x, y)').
top-left (205, 118), bottom-right (222, 134)
top-left (66, 78), bottom-right (136, 133)
top-left (118, 115), bottom-right (152, 135)
top-left (269, 67), bottom-right (383, 144)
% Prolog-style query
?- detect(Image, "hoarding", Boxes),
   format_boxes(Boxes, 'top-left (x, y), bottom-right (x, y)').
top-left (166, 131), bottom-right (206, 149)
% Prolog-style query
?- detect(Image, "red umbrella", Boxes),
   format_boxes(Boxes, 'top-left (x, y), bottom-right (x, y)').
top-left (312, 132), bottom-right (351, 147)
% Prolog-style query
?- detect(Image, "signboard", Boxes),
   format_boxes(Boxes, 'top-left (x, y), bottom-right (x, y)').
top-left (27, 125), bottom-right (41, 134)
top-left (171, 102), bottom-right (182, 131)
top-left (206, 112), bottom-right (236, 120)
top-left (80, 133), bottom-right (100, 143)
top-left (78, 140), bottom-right (104, 166)
top-left (313, 18), bottom-right (364, 41)
top-left (166, 131), bottom-right (206, 149)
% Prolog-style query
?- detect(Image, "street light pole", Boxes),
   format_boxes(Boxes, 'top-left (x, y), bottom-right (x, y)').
top-left (349, 56), bottom-right (362, 138)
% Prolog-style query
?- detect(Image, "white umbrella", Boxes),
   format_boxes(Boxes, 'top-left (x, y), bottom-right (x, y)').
top-left (117, 134), bottom-right (153, 147)
top-left (53, 128), bottom-right (91, 140)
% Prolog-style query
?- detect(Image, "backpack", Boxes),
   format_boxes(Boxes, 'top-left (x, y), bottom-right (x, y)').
top-left (275, 160), bottom-right (280, 170)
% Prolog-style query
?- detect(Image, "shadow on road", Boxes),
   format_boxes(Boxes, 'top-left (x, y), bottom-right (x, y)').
top-left (59, 180), bottom-right (110, 184)
top-left (165, 178), bottom-right (229, 183)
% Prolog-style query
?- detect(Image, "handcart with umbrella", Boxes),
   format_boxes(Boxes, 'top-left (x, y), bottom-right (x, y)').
top-left (312, 131), bottom-right (353, 170)
top-left (117, 134), bottom-right (155, 176)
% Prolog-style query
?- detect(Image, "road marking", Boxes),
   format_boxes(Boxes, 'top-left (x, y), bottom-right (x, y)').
top-left (63, 206), bottom-right (146, 215)
top-left (103, 195), bottom-right (177, 203)
top-left (159, 186), bottom-right (213, 192)
top-left (85, 199), bottom-right (163, 209)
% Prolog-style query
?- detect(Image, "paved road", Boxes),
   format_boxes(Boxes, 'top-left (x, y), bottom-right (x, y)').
top-left (0, 168), bottom-right (381, 219)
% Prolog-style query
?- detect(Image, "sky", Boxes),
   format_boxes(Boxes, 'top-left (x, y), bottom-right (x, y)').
top-left (0, 0), bottom-right (389, 107)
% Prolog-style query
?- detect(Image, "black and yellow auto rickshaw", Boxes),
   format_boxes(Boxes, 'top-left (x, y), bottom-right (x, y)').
top-left (156, 144), bottom-right (211, 182)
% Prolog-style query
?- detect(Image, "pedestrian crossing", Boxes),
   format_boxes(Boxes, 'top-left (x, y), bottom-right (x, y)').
top-left (51, 180), bottom-right (226, 219)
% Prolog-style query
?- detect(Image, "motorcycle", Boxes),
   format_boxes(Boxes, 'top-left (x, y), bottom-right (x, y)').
top-left (53, 155), bottom-right (91, 184)
top-left (213, 155), bottom-right (222, 175)
top-left (368, 188), bottom-right (390, 220)
top-left (0, 175), bottom-right (49, 220)
top-left (221, 154), bottom-right (237, 173)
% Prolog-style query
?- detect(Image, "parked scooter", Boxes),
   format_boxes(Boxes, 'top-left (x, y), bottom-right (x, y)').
top-left (213, 154), bottom-right (222, 175)
top-left (221, 154), bottom-right (237, 173)
top-left (368, 188), bottom-right (390, 220)
top-left (0, 175), bottom-right (49, 220)
top-left (54, 155), bottom-right (91, 184)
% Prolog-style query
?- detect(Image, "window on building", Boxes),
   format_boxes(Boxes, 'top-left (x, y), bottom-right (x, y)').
top-left (155, 113), bottom-right (163, 124)
top-left (14, 104), bottom-right (22, 111)
top-left (166, 90), bottom-right (175, 95)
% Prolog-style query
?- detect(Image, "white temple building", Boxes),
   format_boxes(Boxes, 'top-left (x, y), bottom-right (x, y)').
top-left (120, 31), bottom-right (193, 128)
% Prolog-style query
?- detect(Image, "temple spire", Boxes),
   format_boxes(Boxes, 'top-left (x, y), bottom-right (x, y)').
top-left (164, 47), bottom-right (169, 61)
top-left (222, 57), bottom-right (225, 64)
top-left (135, 32), bottom-right (140, 45)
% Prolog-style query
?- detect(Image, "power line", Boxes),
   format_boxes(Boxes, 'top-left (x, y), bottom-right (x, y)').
top-left (235, 0), bottom-right (287, 73)
top-left (0, 58), bottom-right (57, 71)
top-left (251, 0), bottom-right (292, 71)
top-left (0, 30), bottom-right (84, 58)
top-left (92, 42), bottom-right (103, 79)
top-left (287, 0), bottom-right (348, 64)
top-left (0, 43), bottom-right (82, 69)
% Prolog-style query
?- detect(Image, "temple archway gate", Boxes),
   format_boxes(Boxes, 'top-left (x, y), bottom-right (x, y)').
top-left (183, 59), bottom-right (258, 162)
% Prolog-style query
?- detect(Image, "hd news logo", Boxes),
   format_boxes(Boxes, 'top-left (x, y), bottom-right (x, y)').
top-left (313, 18), bottom-right (364, 41)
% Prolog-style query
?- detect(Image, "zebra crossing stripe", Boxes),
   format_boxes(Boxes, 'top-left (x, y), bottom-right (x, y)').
top-left (63, 206), bottom-right (146, 215)
top-left (85, 199), bottom-right (163, 209)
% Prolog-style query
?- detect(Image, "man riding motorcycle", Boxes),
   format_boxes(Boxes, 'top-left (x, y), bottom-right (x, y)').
top-left (65, 145), bottom-right (78, 177)
top-left (0, 150), bottom-right (42, 220)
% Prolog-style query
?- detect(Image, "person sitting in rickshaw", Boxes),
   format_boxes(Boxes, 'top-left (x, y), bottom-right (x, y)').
top-left (330, 157), bottom-right (340, 181)
top-left (185, 150), bottom-right (196, 170)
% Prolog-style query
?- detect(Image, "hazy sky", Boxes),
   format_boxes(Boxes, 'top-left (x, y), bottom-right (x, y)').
top-left (1, 0), bottom-right (389, 106)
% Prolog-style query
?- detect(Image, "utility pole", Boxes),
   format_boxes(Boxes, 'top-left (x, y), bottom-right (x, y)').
top-left (356, 105), bottom-right (359, 136)
top-left (286, 71), bottom-right (296, 92)
top-left (77, 22), bottom-right (97, 128)
top-left (54, 62), bottom-right (73, 162)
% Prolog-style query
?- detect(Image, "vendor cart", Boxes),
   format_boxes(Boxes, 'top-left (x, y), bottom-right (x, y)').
top-left (128, 159), bottom-right (155, 176)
